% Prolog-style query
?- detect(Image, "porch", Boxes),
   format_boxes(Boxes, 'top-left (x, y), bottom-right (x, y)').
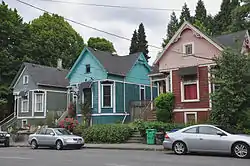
top-left (149, 72), bottom-right (171, 96)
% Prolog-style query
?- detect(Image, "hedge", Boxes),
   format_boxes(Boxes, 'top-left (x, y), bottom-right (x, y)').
top-left (81, 124), bottom-right (133, 143)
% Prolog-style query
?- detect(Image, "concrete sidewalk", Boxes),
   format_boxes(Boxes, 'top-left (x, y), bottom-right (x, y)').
top-left (11, 141), bottom-right (164, 151)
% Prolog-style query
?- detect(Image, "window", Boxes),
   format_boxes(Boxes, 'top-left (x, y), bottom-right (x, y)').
top-left (140, 86), bottom-right (145, 100)
top-left (182, 75), bottom-right (199, 101)
top-left (38, 128), bottom-right (46, 135)
top-left (82, 88), bottom-right (92, 107)
top-left (199, 126), bottom-right (220, 135)
top-left (45, 129), bottom-right (54, 135)
top-left (85, 64), bottom-right (90, 73)
top-left (23, 75), bottom-right (29, 85)
top-left (183, 127), bottom-right (198, 134)
top-left (102, 84), bottom-right (112, 107)
top-left (21, 94), bottom-right (29, 112)
top-left (21, 119), bottom-right (27, 128)
top-left (35, 93), bottom-right (44, 112)
top-left (184, 43), bottom-right (193, 55)
top-left (184, 112), bottom-right (197, 124)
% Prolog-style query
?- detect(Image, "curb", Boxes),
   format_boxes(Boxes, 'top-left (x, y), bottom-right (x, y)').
top-left (10, 144), bottom-right (166, 151)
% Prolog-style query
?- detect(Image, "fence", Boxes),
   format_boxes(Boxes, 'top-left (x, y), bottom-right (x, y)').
top-left (129, 100), bottom-right (154, 121)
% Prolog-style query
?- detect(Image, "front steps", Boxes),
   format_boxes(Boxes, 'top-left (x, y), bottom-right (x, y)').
top-left (126, 131), bottom-right (144, 143)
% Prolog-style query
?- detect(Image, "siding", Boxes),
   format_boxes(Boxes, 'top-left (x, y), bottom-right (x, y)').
top-left (152, 87), bottom-right (158, 100)
top-left (116, 82), bottom-right (124, 113)
top-left (108, 74), bottom-right (124, 81)
top-left (172, 66), bottom-right (209, 109)
top-left (92, 115), bottom-right (124, 124)
top-left (46, 91), bottom-right (67, 112)
top-left (68, 51), bottom-right (107, 85)
top-left (92, 82), bottom-right (98, 114)
top-left (145, 86), bottom-right (151, 100)
top-left (125, 83), bottom-right (139, 112)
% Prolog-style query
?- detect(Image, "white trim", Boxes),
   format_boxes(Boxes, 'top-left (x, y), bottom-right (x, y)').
top-left (208, 65), bottom-right (212, 108)
top-left (157, 82), bottom-right (160, 96)
top-left (183, 42), bottom-right (194, 56)
top-left (30, 89), bottom-right (67, 93)
top-left (17, 116), bottom-right (46, 119)
top-left (184, 112), bottom-right (197, 124)
top-left (98, 81), bottom-right (101, 113)
top-left (44, 91), bottom-right (47, 117)
top-left (199, 63), bottom-right (216, 67)
top-left (21, 92), bottom-right (29, 113)
top-left (34, 93), bottom-right (44, 113)
top-left (154, 21), bottom-right (223, 65)
top-left (180, 76), bottom-right (200, 102)
top-left (91, 88), bottom-right (94, 108)
top-left (166, 75), bottom-right (170, 92)
top-left (113, 82), bottom-right (116, 113)
top-left (123, 79), bottom-right (126, 113)
top-left (174, 108), bottom-right (209, 112)
top-left (32, 91), bottom-right (34, 117)
top-left (139, 85), bottom-right (145, 100)
top-left (150, 78), bottom-right (153, 110)
top-left (23, 75), bottom-right (29, 85)
top-left (148, 73), bottom-right (164, 77)
top-left (77, 113), bottom-right (130, 117)
top-left (21, 119), bottom-right (28, 128)
top-left (99, 79), bottom-right (157, 88)
top-left (12, 67), bottom-right (26, 88)
top-left (101, 84), bottom-right (113, 108)
top-left (151, 78), bottom-right (166, 82)
top-left (17, 96), bottom-right (20, 118)
top-left (170, 70), bottom-right (173, 92)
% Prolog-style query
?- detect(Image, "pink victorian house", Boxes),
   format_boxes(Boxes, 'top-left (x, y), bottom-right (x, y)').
top-left (149, 21), bottom-right (250, 124)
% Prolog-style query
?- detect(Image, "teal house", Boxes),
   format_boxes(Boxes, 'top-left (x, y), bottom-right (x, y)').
top-left (66, 47), bottom-right (157, 124)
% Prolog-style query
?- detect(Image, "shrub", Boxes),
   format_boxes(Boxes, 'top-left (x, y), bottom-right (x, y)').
top-left (134, 120), bottom-right (187, 138)
top-left (82, 124), bottom-right (132, 143)
top-left (154, 93), bottom-right (175, 123)
top-left (58, 117), bottom-right (78, 132)
top-left (73, 123), bottom-right (87, 136)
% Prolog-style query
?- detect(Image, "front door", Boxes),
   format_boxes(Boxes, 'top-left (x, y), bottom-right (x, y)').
top-left (82, 88), bottom-right (92, 106)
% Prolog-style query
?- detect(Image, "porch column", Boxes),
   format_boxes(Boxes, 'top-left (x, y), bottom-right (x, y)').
top-left (166, 75), bottom-right (170, 92)
top-left (157, 82), bottom-right (160, 96)
top-left (14, 96), bottom-right (17, 117)
top-left (150, 78), bottom-right (153, 110)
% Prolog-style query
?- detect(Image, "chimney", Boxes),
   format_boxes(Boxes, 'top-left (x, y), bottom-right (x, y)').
top-left (57, 58), bottom-right (62, 69)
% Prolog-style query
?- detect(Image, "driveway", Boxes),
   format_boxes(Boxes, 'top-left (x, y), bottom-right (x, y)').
top-left (0, 147), bottom-right (249, 166)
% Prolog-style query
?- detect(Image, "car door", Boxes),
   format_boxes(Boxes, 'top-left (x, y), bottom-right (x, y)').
top-left (181, 127), bottom-right (201, 151)
top-left (36, 128), bottom-right (47, 145)
top-left (197, 126), bottom-right (231, 152)
top-left (44, 129), bottom-right (57, 146)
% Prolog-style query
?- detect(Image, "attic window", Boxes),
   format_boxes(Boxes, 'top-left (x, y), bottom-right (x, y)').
top-left (183, 43), bottom-right (194, 55)
top-left (23, 75), bottom-right (29, 85)
top-left (85, 64), bottom-right (91, 73)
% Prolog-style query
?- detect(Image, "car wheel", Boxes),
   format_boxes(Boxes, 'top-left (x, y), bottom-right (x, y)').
top-left (173, 141), bottom-right (187, 155)
top-left (56, 140), bottom-right (63, 150)
top-left (31, 140), bottom-right (38, 149)
top-left (4, 139), bottom-right (10, 147)
top-left (232, 142), bottom-right (250, 159)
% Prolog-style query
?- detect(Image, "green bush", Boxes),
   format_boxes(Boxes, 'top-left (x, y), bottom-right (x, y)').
top-left (134, 120), bottom-right (187, 138)
top-left (73, 123), bottom-right (87, 136)
top-left (154, 93), bottom-right (175, 123)
top-left (82, 124), bottom-right (133, 143)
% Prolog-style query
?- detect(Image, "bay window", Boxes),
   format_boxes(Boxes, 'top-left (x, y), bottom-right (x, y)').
top-left (102, 84), bottom-right (113, 108)
top-left (21, 94), bottom-right (29, 112)
top-left (181, 75), bottom-right (199, 102)
top-left (35, 93), bottom-right (44, 112)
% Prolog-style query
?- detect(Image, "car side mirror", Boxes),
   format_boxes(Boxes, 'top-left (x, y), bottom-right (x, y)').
top-left (50, 132), bottom-right (55, 136)
top-left (217, 131), bottom-right (226, 136)
top-left (70, 132), bottom-right (73, 135)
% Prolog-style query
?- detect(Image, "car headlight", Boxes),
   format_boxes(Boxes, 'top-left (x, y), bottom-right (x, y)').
top-left (6, 134), bottom-right (10, 137)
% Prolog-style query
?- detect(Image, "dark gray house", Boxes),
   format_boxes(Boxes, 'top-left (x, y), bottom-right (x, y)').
top-left (10, 61), bottom-right (69, 128)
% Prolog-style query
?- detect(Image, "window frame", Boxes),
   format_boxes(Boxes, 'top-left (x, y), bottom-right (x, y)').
top-left (182, 126), bottom-right (198, 134)
top-left (82, 88), bottom-right (93, 108)
top-left (21, 93), bottom-right (29, 113)
top-left (181, 75), bottom-right (200, 102)
top-left (101, 84), bottom-right (113, 108)
top-left (184, 112), bottom-right (197, 124)
top-left (23, 75), bottom-right (29, 85)
top-left (85, 64), bottom-right (91, 73)
top-left (34, 93), bottom-right (44, 112)
top-left (183, 42), bottom-right (194, 56)
top-left (198, 126), bottom-right (221, 135)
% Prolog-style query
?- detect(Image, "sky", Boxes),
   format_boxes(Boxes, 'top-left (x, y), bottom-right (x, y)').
top-left (6, 0), bottom-right (223, 65)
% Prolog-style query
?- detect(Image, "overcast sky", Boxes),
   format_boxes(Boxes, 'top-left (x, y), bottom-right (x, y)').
top-left (6, 0), bottom-right (222, 65)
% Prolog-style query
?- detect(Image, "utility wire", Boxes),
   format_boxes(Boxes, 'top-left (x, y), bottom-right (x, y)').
top-left (16, 0), bottom-right (162, 49)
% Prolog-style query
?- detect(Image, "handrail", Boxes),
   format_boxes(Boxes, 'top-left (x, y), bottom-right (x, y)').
top-left (141, 100), bottom-right (154, 120)
top-left (0, 113), bottom-right (14, 126)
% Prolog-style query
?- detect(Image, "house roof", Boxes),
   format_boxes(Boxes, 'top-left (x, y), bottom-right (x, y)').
top-left (212, 30), bottom-right (248, 51)
top-left (11, 62), bottom-right (69, 88)
top-left (85, 47), bottom-right (145, 76)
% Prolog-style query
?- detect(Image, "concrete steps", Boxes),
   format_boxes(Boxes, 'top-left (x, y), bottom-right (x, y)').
top-left (126, 131), bottom-right (144, 143)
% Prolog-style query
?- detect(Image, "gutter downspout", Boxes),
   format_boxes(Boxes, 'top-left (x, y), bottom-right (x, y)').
top-left (122, 78), bottom-right (128, 124)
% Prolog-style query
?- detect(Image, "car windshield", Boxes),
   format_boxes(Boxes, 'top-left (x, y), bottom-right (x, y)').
top-left (54, 128), bottom-right (71, 135)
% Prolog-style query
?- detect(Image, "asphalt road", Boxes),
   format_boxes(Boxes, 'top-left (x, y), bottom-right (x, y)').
top-left (0, 147), bottom-right (249, 166)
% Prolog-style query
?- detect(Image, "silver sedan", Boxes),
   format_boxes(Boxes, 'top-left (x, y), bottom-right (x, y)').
top-left (28, 127), bottom-right (84, 150)
top-left (163, 124), bottom-right (250, 158)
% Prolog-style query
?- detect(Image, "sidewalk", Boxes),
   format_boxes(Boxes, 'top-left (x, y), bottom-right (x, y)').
top-left (11, 141), bottom-right (164, 151)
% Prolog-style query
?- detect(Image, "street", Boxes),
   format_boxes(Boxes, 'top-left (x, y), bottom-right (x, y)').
top-left (0, 147), bottom-right (249, 166)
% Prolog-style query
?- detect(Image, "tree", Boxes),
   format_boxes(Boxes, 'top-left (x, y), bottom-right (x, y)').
top-left (129, 30), bottom-right (138, 54)
top-left (137, 23), bottom-right (149, 61)
top-left (229, 0), bottom-right (250, 32)
top-left (213, 0), bottom-right (240, 35)
top-left (195, 0), bottom-right (207, 23)
top-left (87, 37), bottom-right (116, 53)
top-left (27, 13), bottom-right (84, 69)
top-left (194, 19), bottom-right (212, 35)
top-left (162, 12), bottom-right (179, 48)
top-left (210, 48), bottom-right (250, 128)
top-left (179, 3), bottom-right (192, 26)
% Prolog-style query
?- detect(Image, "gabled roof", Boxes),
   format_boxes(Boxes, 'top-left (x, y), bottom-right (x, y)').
top-left (10, 63), bottom-right (69, 89)
top-left (153, 21), bottom-right (249, 65)
top-left (67, 47), bottom-right (151, 78)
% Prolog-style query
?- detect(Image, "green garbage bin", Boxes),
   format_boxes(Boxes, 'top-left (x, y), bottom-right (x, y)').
top-left (146, 129), bottom-right (157, 145)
